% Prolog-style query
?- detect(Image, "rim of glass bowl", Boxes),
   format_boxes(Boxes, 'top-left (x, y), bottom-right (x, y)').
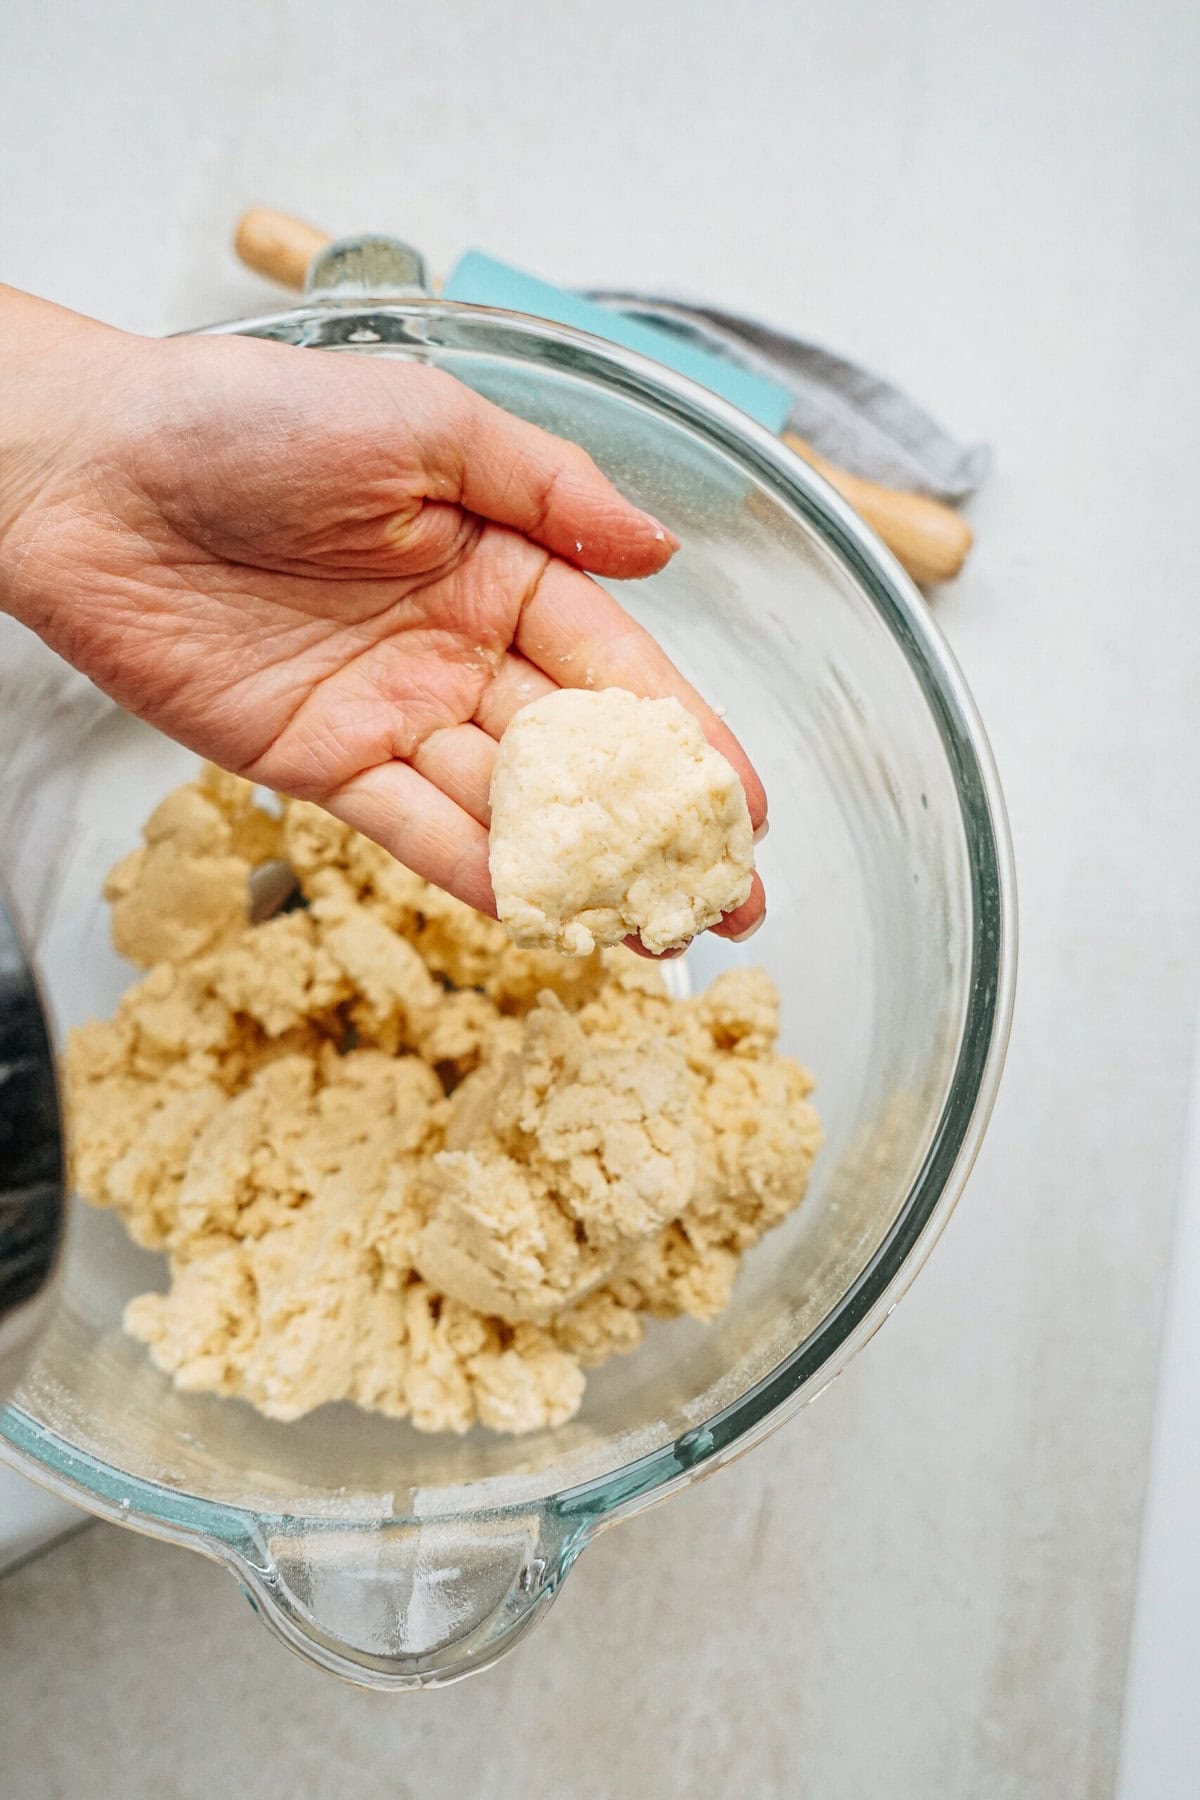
top-left (0, 300), bottom-right (1016, 1545)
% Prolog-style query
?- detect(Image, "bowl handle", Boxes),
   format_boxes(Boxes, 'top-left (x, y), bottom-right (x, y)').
top-left (219, 1507), bottom-right (587, 1689)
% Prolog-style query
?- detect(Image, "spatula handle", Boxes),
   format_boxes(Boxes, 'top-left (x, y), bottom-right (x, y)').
top-left (233, 208), bottom-right (973, 585)
top-left (234, 207), bottom-right (331, 290)
top-left (782, 435), bottom-right (972, 586)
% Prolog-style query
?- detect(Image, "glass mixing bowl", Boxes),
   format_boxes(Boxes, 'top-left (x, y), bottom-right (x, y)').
top-left (0, 240), bottom-right (1015, 1687)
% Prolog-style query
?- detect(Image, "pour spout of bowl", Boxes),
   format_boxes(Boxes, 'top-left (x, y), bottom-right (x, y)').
top-left (221, 1506), bottom-right (587, 1690)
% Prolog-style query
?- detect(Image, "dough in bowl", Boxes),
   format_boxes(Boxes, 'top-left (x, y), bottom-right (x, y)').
top-left (488, 687), bottom-right (754, 956)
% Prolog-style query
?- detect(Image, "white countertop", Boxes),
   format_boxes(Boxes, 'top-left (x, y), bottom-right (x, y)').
top-left (2, 1), bottom-right (1199, 1794)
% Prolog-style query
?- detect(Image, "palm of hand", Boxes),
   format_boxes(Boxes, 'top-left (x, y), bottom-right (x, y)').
top-left (6, 330), bottom-right (764, 931)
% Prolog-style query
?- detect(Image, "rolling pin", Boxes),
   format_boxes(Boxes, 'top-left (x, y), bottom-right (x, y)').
top-left (235, 206), bottom-right (973, 586)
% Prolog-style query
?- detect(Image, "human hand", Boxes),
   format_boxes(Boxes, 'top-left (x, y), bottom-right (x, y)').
top-left (0, 289), bottom-right (765, 940)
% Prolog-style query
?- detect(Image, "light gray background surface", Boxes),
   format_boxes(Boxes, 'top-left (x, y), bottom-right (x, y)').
top-left (3, 1), bottom-right (1199, 1795)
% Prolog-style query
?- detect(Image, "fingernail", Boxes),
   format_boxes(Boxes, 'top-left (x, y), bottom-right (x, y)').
top-left (731, 914), bottom-right (765, 944)
top-left (645, 514), bottom-right (680, 552)
top-left (753, 818), bottom-right (770, 845)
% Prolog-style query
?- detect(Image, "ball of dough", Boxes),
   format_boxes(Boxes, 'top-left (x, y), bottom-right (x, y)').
top-left (488, 688), bottom-right (754, 956)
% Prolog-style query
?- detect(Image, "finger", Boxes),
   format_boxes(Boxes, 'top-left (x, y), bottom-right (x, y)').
top-left (622, 934), bottom-right (686, 961)
top-left (472, 652), bottom-right (557, 740)
top-left (709, 870), bottom-right (766, 942)
top-left (410, 370), bottom-right (680, 578)
top-left (515, 560), bottom-right (767, 829)
top-left (409, 722), bottom-right (497, 826)
top-left (322, 760), bottom-right (496, 916)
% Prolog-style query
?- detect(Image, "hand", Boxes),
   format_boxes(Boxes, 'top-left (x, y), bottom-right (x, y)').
top-left (0, 288), bottom-right (766, 940)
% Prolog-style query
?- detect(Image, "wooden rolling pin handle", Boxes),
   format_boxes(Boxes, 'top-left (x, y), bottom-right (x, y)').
top-left (234, 207), bottom-right (331, 290)
top-left (233, 210), bottom-right (973, 584)
top-left (783, 433), bottom-right (972, 586)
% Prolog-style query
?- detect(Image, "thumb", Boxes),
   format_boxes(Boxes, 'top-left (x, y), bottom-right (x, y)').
top-left (403, 367), bottom-right (680, 578)
top-left (132, 337), bottom-right (679, 582)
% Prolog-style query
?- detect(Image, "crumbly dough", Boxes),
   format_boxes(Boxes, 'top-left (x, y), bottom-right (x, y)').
top-left (66, 771), bottom-right (819, 1435)
top-left (414, 997), bottom-right (695, 1321)
top-left (488, 687), bottom-right (755, 955)
top-left (103, 765), bottom-right (282, 967)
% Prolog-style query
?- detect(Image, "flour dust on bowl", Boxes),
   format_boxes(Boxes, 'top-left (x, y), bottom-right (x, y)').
top-left (0, 237), bottom-right (1015, 1688)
